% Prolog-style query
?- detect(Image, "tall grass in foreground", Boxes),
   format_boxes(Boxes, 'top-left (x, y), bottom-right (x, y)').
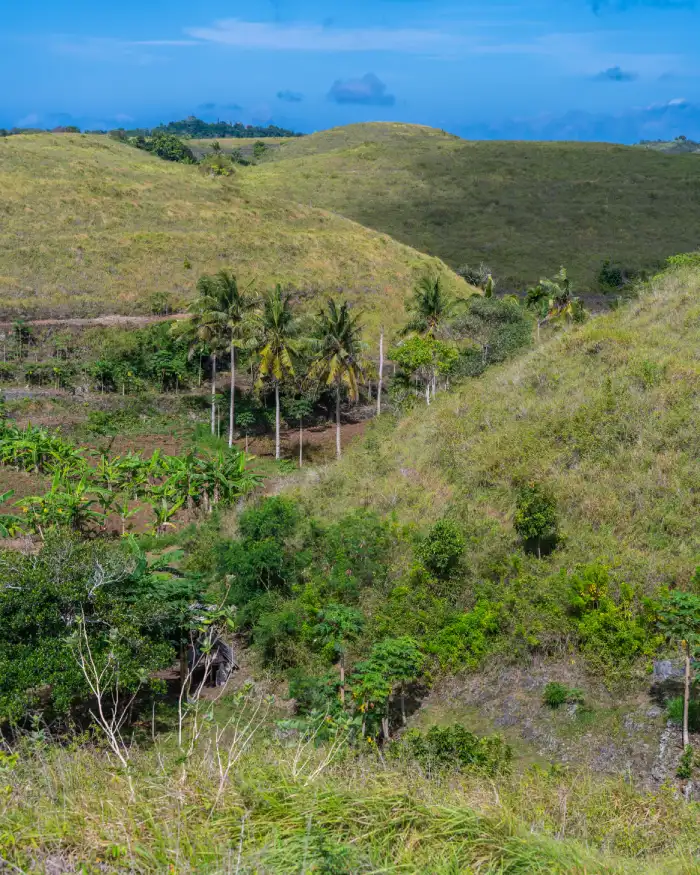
top-left (1, 722), bottom-right (698, 873)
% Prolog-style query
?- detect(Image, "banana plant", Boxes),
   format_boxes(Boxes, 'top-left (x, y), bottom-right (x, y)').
top-left (0, 490), bottom-right (23, 538)
top-left (19, 473), bottom-right (106, 538)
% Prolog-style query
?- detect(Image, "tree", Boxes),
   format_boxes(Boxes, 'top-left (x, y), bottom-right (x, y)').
top-left (513, 482), bottom-right (559, 559)
top-left (402, 274), bottom-right (459, 338)
top-left (257, 286), bottom-right (299, 460)
top-left (312, 604), bottom-right (364, 705)
top-left (389, 336), bottom-right (458, 405)
top-left (191, 271), bottom-right (257, 448)
top-left (526, 267), bottom-right (586, 342)
top-left (457, 262), bottom-right (494, 290)
top-left (657, 591), bottom-right (700, 749)
top-left (312, 300), bottom-right (365, 459)
top-left (236, 410), bottom-right (256, 453)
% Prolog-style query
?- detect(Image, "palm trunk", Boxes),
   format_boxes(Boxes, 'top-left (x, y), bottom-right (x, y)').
top-left (377, 328), bottom-right (384, 416)
top-left (228, 339), bottom-right (235, 448)
top-left (275, 382), bottom-right (281, 461)
top-left (425, 381), bottom-right (430, 406)
top-left (683, 642), bottom-right (691, 749)
top-left (299, 419), bottom-right (303, 467)
top-left (336, 385), bottom-right (342, 460)
top-left (210, 353), bottom-right (217, 436)
top-left (339, 654), bottom-right (345, 705)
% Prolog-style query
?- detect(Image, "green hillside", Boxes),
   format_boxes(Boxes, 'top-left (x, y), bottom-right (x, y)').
top-left (0, 133), bottom-right (466, 327)
top-left (300, 261), bottom-right (700, 600)
top-left (245, 121), bottom-right (700, 293)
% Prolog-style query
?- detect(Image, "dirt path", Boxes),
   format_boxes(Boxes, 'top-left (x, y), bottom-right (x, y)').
top-left (0, 313), bottom-right (189, 331)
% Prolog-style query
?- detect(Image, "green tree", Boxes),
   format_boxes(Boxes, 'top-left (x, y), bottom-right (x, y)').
top-left (389, 336), bottom-right (458, 405)
top-left (312, 300), bottom-right (365, 459)
top-left (312, 604), bottom-right (364, 705)
top-left (236, 410), bottom-right (256, 453)
top-left (257, 286), bottom-right (299, 460)
top-left (191, 271), bottom-right (257, 448)
top-left (403, 274), bottom-right (459, 338)
top-left (657, 590), bottom-right (700, 748)
top-left (526, 267), bottom-right (586, 342)
top-left (514, 482), bottom-right (559, 559)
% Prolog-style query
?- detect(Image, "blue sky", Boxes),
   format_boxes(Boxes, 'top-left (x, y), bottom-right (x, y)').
top-left (2, 0), bottom-right (700, 141)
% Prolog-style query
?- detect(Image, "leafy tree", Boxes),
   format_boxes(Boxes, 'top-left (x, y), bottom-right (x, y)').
top-left (514, 482), bottom-right (559, 558)
top-left (257, 286), bottom-right (299, 460)
top-left (252, 140), bottom-right (267, 160)
top-left (657, 590), bottom-right (700, 748)
top-left (143, 133), bottom-right (195, 163)
top-left (417, 519), bottom-right (465, 578)
top-left (457, 262), bottom-right (494, 290)
top-left (311, 300), bottom-right (365, 459)
top-left (236, 410), bottom-right (256, 453)
top-left (351, 636), bottom-right (425, 739)
top-left (191, 271), bottom-right (257, 447)
top-left (389, 336), bottom-right (458, 405)
top-left (0, 534), bottom-right (190, 724)
top-left (312, 604), bottom-right (364, 704)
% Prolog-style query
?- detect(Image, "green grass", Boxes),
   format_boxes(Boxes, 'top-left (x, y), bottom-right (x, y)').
top-left (3, 722), bottom-right (699, 873)
top-left (293, 263), bottom-right (700, 599)
top-left (244, 121), bottom-right (700, 293)
top-left (0, 133), bottom-right (467, 329)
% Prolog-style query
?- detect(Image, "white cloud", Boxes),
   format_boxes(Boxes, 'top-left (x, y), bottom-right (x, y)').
top-left (184, 19), bottom-right (462, 53)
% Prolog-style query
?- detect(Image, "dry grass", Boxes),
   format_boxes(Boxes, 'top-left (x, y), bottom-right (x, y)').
top-left (0, 133), bottom-right (467, 330)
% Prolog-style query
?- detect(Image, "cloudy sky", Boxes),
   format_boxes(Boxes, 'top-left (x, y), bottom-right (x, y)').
top-left (2, 0), bottom-right (700, 141)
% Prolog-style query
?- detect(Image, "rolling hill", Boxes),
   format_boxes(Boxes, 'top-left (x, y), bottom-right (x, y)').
top-left (244, 122), bottom-right (700, 294)
top-left (0, 133), bottom-right (467, 327)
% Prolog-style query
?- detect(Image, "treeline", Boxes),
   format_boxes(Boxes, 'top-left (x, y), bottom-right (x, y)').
top-left (0, 116), bottom-right (302, 139)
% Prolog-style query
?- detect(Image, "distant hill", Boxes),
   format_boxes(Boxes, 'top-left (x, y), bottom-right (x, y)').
top-left (244, 122), bottom-right (700, 294)
top-left (638, 136), bottom-right (700, 154)
top-left (0, 133), bottom-right (466, 326)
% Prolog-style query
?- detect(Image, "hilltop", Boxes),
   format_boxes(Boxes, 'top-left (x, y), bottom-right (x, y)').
top-left (245, 121), bottom-right (700, 293)
top-left (0, 133), bottom-right (466, 327)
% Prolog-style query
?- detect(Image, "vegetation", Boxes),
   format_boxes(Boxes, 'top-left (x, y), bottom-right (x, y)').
top-left (246, 121), bottom-right (700, 294)
top-left (0, 133), bottom-right (466, 324)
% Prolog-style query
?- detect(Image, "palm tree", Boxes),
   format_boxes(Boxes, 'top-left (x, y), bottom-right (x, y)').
top-left (191, 271), bottom-right (257, 447)
top-left (312, 300), bottom-right (365, 460)
top-left (178, 311), bottom-right (225, 436)
top-left (402, 274), bottom-right (458, 338)
top-left (257, 286), bottom-right (298, 460)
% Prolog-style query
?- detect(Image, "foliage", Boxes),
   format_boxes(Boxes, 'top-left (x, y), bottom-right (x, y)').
top-left (666, 697), bottom-right (700, 733)
top-left (425, 603), bottom-right (500, 670)
top-left (513, 482), bottom-right (559, 556)
top-left (457, 262), bottom-right (494, 290)
top-left (393, 724), bottom-right (512, 775)
top-left (0, 534), bottom-right (194, 722)
top-left (451, 296), bottom-right (533, 376)
top-left (676, 745), bottom-right (695, 780)
top-left (402, 274), bottom-right (460, 337)
top-left (131, 133), bottom-right (196, 163)
top-left (542, 682), bottom-right (585, 709)
top-left (151, 116), bottom-right (302, 139)
top-left (416, 519), bottom-right (465, 578)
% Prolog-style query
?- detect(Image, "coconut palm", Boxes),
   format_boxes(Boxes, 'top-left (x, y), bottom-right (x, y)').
top-left (402, 274), bottom-right (459, 338)
top-left (311, 300), bottom-right (365, 460)
top-left (190, 271), bottom-right (257, 445)
top-left (257, 286), bottom-right (299, 460)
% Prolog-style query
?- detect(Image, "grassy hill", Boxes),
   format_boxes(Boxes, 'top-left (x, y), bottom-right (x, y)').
top-left (0, 133), bottom-right (466, 327)
top-left (244, 122), bottom-right (700, 293)
top-left (301, 262), bottom-right (700, 592)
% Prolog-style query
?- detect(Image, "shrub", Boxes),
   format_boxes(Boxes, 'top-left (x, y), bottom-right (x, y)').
top-left (393, 724), bottom-right (512, 775)
top-left (425, 602), bottom-right (499, 670)
top-left (416, 519), bottom-right (465, 578)
top-left (676, 745), bottom-right (695, 780)
top-left (542, 682), bottom-right (584, 709)
top-left (238, 496), bottom-right (300, 542)
top-left (513, 482), bottom-right (558, 558)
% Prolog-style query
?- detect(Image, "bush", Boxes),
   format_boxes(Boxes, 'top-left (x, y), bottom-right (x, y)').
top-left (416, 519), bottom-right (465, 578)
top-left (425, 602), bottom-right (499, 670)
top-left (513, 482), bottom-right (558, 557)
top-left (238, 496), bottom-right (300, 542)
top-left (392, 724), bottom-right (512, 775)
top-left (542, 682), bottom-right (584, 709)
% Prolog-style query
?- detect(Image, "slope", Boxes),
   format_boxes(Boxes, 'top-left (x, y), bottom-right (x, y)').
top-left (0, 133), bottom-right (466, 327)
top-left (245, 122), bottom-right (700, 293)
top-left (301, 262), bottom-right (700, 600)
